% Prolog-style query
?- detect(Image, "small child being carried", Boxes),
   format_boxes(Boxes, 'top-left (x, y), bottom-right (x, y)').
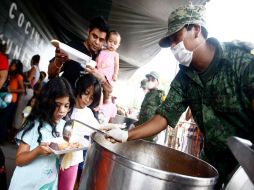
top-left (96, 30), bottom-right (121, 86)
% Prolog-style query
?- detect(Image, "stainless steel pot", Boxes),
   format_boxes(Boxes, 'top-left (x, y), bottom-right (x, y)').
top-left (225, 166), bottom-right (254, 190)
top-left (79, 133), bottom-right (218, 190)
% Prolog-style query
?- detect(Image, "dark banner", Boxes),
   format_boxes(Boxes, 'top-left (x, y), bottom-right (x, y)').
top-left (0, 0), bottom-right (111, 71)
top-left (0, 0), bottom-right (51, 70)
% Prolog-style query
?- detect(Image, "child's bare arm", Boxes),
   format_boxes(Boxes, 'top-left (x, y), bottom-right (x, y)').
top-left (113, 53), bottom-right (119, 81)
top-left (16, 141), bottom-right (52, 166)
top-left (26, 67), bottom-right (36, 83)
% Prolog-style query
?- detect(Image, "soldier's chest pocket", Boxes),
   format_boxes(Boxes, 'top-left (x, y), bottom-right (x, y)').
top-left (212, 95), bottom-right (242, 113)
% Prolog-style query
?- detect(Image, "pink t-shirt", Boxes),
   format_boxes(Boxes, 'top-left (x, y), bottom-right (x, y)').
top-left (100, 102), bottom-right (117, 123)
top-left (96, 50), bottom-right (118, 85)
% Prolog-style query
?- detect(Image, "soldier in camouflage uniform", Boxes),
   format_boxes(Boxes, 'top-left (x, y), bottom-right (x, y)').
top-left (135, 71), bottom-right (165, 142)
top-left (105, 4), bottom-right (254, 188)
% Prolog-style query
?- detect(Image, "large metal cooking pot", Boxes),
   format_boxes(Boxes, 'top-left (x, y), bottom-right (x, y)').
top-left (79, 133), bottom-right (218, 190)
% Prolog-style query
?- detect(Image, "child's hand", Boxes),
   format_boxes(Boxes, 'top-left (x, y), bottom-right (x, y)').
top-left (36, 142), bottom-right (52, 156)
top-left (16, 141), bottom-right (53, 166)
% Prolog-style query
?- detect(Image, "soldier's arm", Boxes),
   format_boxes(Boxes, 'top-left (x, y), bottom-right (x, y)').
top-left (128, 114), bottom-right (168, 140)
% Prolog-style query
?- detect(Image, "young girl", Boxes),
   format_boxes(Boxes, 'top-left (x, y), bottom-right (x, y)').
top-left (9, 77), bottom-right (75, 190)
top-left (58, 73), bottom-right (101, 190)
top-left (96, 30), bottom-right (121, 85)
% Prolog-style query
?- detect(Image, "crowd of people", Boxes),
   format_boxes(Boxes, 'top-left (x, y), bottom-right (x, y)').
top-left (0, 16), bottom-right (122, 190)
top-left (0, 3), bottom-right (253, 190)
top-left (0, 46), bottom-right (41, 144)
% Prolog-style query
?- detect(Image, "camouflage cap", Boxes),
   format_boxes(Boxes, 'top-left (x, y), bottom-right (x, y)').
top-left (146, 71), bottom-right (159, 80)
top-left (159, 5), bottom-right (207, 48)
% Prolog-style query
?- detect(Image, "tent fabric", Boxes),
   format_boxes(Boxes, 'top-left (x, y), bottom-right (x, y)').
top-left (0, 0), bottom-right (208, 78)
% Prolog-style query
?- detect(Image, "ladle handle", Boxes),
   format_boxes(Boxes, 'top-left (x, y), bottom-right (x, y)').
top-left (71, 119), bottom-right (106, 136)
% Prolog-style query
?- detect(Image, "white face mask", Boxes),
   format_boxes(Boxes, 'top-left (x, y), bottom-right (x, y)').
top-left (148, 81), bottom-right (156, 89)
top-left (171, 41), bottom-right (193, 67)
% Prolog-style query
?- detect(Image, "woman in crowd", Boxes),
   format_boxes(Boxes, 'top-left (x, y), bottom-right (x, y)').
top-left (13, 55), bottom-right (41, 130)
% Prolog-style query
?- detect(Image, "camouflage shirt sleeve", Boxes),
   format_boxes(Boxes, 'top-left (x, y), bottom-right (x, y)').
top-left (156, 75), bottom-right (188, 128)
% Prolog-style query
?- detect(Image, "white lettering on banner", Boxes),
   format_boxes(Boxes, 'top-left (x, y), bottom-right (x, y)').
top-left (8, 2), bottom-right (45, 48)
top-left (17, 13), bottom-right (24, 27)
top-left (34, 32), bottom-right (40, 45)
top-left (13, 45), bottom-right (21, 58)
top-left (0, 35), bottom-right (13, 55)
top-left (9, 2), bottom-right (16, 19)
top-left (30, 27), bottom-right (35, 40)
top-left (5, 39), bottom-right (13, 55)
top-left (25, 21), bottom-right (31, 34)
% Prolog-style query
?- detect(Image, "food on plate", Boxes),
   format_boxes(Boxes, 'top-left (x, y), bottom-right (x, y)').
top-left (49, 142), bottom-right (82, 151)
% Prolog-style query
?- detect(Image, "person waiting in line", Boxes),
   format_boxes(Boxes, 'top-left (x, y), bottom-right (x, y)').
top-left (47, 57), bottom-right (55, 80)
top-left (33, 71), bottom-right (47, 97)
top-left (133, 71), bottom-right (165, 142)
top-left (9, 77), bottom-right (75, 190)
top-left (103, 4), bottom-right (254, 188)
top-left (13, 54), bottom-right (41, 130)
top-left (0, 40), bottom-right (11, 110)
top-left (96, 30), bottom-right (121, 86)
top-left (129, 78), bottom-right (149, 119)
top-left (0, 40), bottom-right (10, 142)
top-left (48, 16), bottom-right (112, 106)
top-left (0, 39), bottom-right (9, 91)
top-left (26, 54), bottom-right (41, 88)
top-left (0, 59), bottom-right (25, 143)
top-left (58, 74), bottom-right (101, 190)
top-left (0, 40), bottom-right (9, 189)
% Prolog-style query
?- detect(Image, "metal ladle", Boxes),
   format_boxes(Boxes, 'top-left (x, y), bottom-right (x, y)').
top-left (62, 120), bottom-right (74, 142)
top-left (63, 119), bottom-right (106, 142)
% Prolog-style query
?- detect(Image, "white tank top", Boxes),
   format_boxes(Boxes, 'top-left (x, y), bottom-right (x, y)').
top-left (33, 65), bottom-right (40, 86)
